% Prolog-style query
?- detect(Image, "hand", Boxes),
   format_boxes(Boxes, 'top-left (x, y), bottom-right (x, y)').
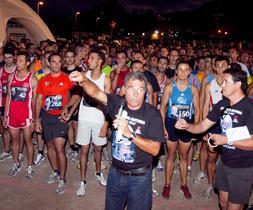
top-left (99, 123), bottom-right (108, 138)
top-left (61, 107), bottom-right (70, 122)
top-left (164, 127), bottom-right (169, 140)
top-left (69, 71), bottom-right (86, 83)
top-left (208, 133), bottom-right (228, 146)
top-left (35, 119), bottom-right (42, 133)
top-left (113, 115), bottom-right (131, 138)
top-left (175, 118), bottom-right (189, 130)
top-left (3, 116), bottom-right (8, 129)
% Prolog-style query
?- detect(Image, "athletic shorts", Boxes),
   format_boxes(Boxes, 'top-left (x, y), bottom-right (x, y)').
top-left (76, 120), bottom-right (107, 146)
top-left (8, 117), bottom-right (32, 129)
top-left (214, 161), bottom-right (253, 204)
top-left (40, 109), bottom-right (68, 142)
top-left (165, 117), bottom-right (194, 142)
top-left (0, 107), bottom-right (5, 116)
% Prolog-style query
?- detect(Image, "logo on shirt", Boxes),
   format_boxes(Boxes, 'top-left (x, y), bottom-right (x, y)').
top-left (233, 115), bottom-right (239, 123)
top-left (59, 82), bottom-right (64, 86)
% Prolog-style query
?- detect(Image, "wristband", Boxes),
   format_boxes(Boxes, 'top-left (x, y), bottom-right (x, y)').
top-left (207, 137), bottom-right (218, 148)
top-left (129, 132), bottom-right (137, 141)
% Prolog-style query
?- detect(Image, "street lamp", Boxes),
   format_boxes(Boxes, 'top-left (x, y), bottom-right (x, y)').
top-left (37, 1), bottom-right (44, 15)
top-left (75, 12), bottom-right (80, 31)
top-left (96, 17), bottom-right (100, 34)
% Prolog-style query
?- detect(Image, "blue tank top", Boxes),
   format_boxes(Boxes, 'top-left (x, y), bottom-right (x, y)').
top-left (207, 73), bottom-right (215, 84)
top-left (167, 80), bottom-right (194, 120)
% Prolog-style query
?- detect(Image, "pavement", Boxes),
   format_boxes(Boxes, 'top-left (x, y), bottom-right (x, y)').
top-left (0, 140), bottom-right (251, 210)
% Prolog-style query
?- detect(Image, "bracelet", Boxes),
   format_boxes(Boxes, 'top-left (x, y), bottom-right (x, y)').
top-left (207, 137), bottom-right (218, 148)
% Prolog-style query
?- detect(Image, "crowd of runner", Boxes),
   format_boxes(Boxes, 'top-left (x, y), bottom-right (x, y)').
top-left (0, 35), bottom-right (253, 205)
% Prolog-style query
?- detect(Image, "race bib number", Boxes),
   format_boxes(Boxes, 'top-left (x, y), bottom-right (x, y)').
top-left (45, 95), bottom-right (63, 111)
top-left (171, 104), bottom-right (191, 119)
top-left (2, 85), bottom-right (8, 97)
top-left (11, 86), bottom-right (28, 102)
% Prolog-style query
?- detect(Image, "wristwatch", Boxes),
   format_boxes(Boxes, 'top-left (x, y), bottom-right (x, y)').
top-left (129, 132), bottom-right (137, 141)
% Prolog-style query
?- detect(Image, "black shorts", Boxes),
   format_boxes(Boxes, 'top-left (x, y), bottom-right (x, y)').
top-left (165, 117), bottom-right (194, 142)
top-left (0, 107), bottom-right (5, 116)
top-left (214, 161), bottom-right (253, 204)
top-left (40, 109), bottom-right (68, 142)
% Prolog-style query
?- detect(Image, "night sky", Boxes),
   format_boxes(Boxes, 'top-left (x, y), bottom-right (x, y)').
top-left (22, 0), bottom-right (213, 15)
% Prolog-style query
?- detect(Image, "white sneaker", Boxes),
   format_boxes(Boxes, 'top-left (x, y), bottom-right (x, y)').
top-left (26, 165), bottom-right (35, 179)
top-left (9, 163), bottom-right (21, 176)
top-left (19, 153), bottom-right (24, 162)
top-left (71, 151), bottom-right (79, 162)
top-left (76, 182), bottom-right (87, 196)
top-left (0, 151), bottom-right (12, 161)
top-left (203, 185), bottom-right (213, 198)
top-left (156, 159), bottom-right (164, 171)
top-left (44, 171), bottom-right (59, 184)
top-left (193, 171), bottom-right (207, 184)
top-left (95, 173), bottom-right (107, 186)
top-left (34, 153), bottom-right (45, 166)
top-left (56, 178), bottom-right (66, 194)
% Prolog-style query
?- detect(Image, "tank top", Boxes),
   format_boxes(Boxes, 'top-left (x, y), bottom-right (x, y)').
top-left (210, 79), bottom-right (222, 110)
top-left (167, 80), bottom-right (193, 120)
top-left (7, 71), bottom-right (33, 119)
top-left (79, 71), bottom-right (106, 123)
top-left (157, 75), bottom-right (168, 109)
top-left (0, 66), bottom-right (17, 107)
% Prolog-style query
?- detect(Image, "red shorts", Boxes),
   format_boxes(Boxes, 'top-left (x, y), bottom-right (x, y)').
top-left (8, 117), bottom-right (32, 129)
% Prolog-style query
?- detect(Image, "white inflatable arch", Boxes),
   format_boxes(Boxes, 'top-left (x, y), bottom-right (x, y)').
top-left (0, 0), bottom-right (55, 45)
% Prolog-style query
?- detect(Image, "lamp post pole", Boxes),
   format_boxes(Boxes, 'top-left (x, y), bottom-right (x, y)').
top-left (37, 1), bottom-right (44, 15)
top-left (75, 12), bottom-right (80, 31)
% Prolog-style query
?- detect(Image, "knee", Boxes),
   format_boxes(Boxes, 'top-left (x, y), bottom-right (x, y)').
top-left (80, 145), bottom-right (89, 155)
top-left (93, 145), bottom-right (102, 153)
top-left (219, 196), bottom-right (227, 209)
top-left (166, 153), bottom-right (176, 160)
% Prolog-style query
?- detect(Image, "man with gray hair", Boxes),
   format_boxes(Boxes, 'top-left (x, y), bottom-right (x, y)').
top-left (69, 70), bottom-right (165, 210)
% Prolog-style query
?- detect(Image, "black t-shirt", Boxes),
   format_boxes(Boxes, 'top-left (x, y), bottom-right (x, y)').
top-left (144, 71), bottom-right (160, 93)
top-left (165, 67), bottom-right (176, 79)
top-left (62, 66), bottom-right (82, 75)
top-left (106, 94), bottom-right (165, 170)
top-left (207, 97), bottom-right (253, 168)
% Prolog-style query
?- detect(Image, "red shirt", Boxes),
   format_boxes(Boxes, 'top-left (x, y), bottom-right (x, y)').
top-left (37, 72), bottom-right (73, 115)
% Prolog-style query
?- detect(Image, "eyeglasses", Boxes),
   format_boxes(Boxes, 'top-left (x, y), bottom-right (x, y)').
top-left (126, 86), bottom-right (145, 94)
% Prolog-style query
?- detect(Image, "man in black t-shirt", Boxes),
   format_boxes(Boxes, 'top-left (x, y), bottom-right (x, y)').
top-left (175, 68), bottom-right (253, 210)
top-left (69, 71), bottom-right (164, 210)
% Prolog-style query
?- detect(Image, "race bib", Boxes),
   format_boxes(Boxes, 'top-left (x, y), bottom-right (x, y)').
top-left (11, 86), bottom-right (28, 102)
top-left (2, 85), bottom-right (8, 96)
top-left (45, 95), bottom-right (63, 111)
top-left (171, 104), bottom-right (191, 119)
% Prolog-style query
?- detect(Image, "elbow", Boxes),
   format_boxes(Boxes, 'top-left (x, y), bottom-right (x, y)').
top-left (151, 143), bottom-right (161, 156)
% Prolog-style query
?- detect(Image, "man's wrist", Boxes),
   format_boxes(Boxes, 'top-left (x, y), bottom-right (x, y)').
top-left (129, 132), bottom-right (137, 141)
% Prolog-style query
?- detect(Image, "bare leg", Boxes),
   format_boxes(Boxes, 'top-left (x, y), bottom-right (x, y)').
top-left (22, 125), bottom-right (34, 165)
top-left (79, 144), bottom-right (90, 181)
top-left (46, 141), bottom-right (58, 171)
top-left (93, 144), bottom-right (102, 172)
top-left (54, 137), bottom-right (67, 179)
top-left (9, 128), bottom-right (20, 163)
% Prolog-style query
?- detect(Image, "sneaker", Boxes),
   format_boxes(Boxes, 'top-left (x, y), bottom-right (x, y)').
top-left (173, 163), bottom-right (180, 174)
top-left (0, 151), bottom-right (12, 161)
top-left (193, 171), bottom-right (207, 184)
top-left (26, 165), bottom-right (35, 179)
top-left (162, 184), bottom-right (170, 199)
top-left (34, 153), bottom-right (45, 166)
top-left (95, 173), bottom-right (107, 186)
top-left (156, 159), bottom-right (164, 171)
top-left (71, 151), bottom-right (79, 162)
top-left (152, 189), bottom-right (159, 197)
top-left (66, 148), bottom-right (74, 158)
top-left (44, 171), bottom-right (59, 184)
top-left (56, 178), bottom-right (66, 194)
top-left (203, 185), bottom-right (213, 198)
top-left (76, 182), bottom-right (87, 196)
top-left (9, 163), bottom-right (21, 176)
top-left (19, 153), bottom-right (24, 162)
top-left (187, 168), bottom-right (192, 178)
top-left (180, 185), bottom-right (192, 199)
top-left (192, 151), bottom-right (200, 161)
top-left (101, 161), bottom-right (107, 170)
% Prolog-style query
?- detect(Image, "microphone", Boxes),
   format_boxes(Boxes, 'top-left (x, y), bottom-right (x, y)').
top-left (116, 100), bottom-right (126, 139)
